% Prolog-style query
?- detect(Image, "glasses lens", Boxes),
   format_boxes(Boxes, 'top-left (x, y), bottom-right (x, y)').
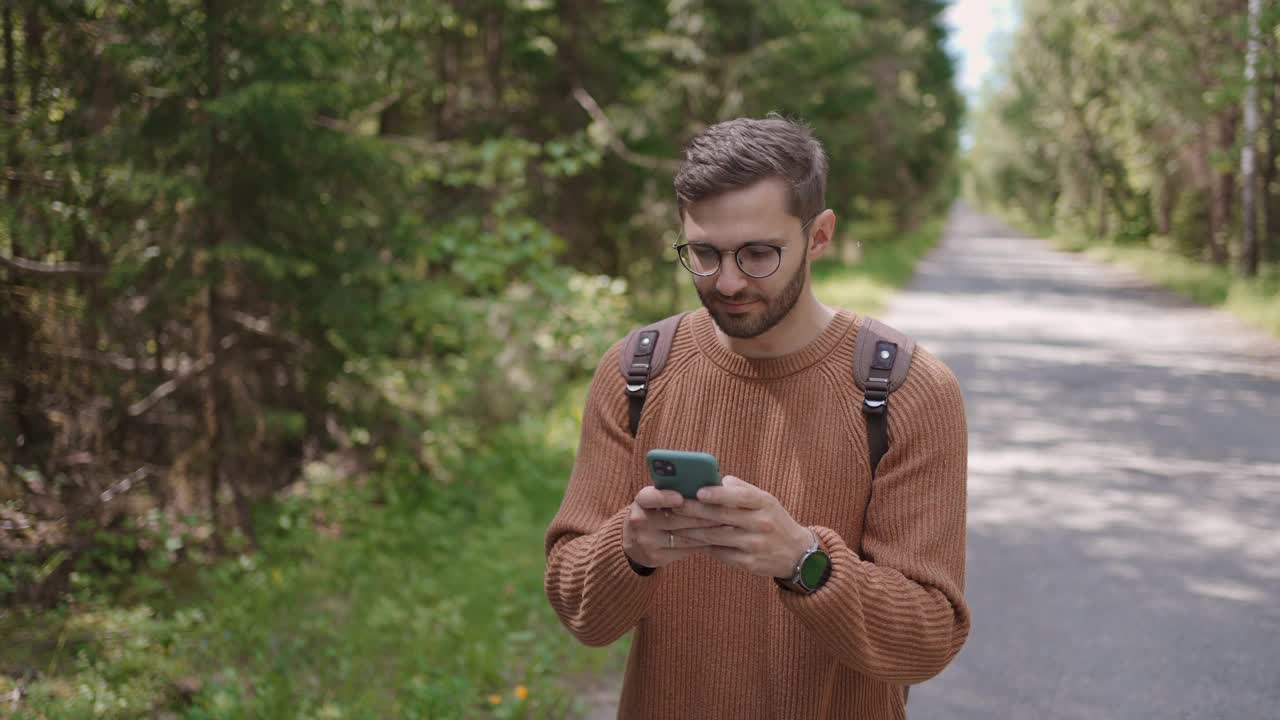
top-left (737, 246), bottom-right (780, 278)
top-left (680, 245), bottom-right (720, 276)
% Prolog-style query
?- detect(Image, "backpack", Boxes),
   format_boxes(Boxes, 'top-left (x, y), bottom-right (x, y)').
top-left (617, 310), bottom-right (917, 707)
top-left (617, 311), bottom-right (916, 479)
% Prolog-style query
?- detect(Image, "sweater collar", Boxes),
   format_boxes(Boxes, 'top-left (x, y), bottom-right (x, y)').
top-left (689, 306), bottom-right (856, 380)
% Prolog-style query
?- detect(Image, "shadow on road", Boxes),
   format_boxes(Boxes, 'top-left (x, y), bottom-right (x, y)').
top-left (893, 205), bottom-right (1280, 720)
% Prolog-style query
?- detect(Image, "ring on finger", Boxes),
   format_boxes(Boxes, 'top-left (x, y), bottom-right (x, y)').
top-left (668, 531), bottom-right (674, 548)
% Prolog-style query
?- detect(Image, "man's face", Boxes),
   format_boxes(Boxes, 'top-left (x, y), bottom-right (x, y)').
top-left (680, 178), bottom-right (813, 339)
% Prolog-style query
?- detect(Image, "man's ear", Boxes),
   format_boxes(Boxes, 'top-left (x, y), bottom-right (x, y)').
top-left (809, 209), bottom-right (836, 257)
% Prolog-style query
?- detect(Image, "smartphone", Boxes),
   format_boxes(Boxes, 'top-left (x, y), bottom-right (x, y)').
top-left (646, 449), bottom-right (722, 500)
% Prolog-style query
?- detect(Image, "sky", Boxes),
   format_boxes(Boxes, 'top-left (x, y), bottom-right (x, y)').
top-left (944, 0), bottom-right (1020, 99)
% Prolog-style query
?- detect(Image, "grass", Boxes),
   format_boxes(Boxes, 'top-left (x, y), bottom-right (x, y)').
top-left (1, 214), bottom-right (946, 719)
top-left (4, 382), bottom-right (627, 719)
top-left (811, 217), bottom-right (946, 314)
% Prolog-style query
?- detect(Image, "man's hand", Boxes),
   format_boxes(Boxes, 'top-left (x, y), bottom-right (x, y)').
top-left (671, 475), bottom-right (814, 579)
top-left (622, 486), bottom-right (729, 570)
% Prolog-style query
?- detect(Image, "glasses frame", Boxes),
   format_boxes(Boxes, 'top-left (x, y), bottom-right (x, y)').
top-left (672, 214), bottom-right (818, 279)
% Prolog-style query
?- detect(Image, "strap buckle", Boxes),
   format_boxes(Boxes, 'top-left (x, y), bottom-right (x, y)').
top-left (625, 362), bottom-right (650, 398)
top-left (863, 375), bottom-right (889, 415)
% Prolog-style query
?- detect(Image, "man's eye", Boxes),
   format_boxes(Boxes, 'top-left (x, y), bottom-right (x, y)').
top-left (741, 246), bottom-right (774, 259)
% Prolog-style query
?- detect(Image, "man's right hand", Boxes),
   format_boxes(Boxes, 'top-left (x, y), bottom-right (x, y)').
top-left (622, 486), bottom-right (726, 570)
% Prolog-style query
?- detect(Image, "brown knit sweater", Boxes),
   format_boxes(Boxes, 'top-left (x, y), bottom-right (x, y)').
top-left (544, 307), bottom-right (969, 719)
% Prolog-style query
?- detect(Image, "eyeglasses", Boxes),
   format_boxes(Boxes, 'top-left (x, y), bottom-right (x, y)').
top-left (673, 215), bottom-right (817, 279)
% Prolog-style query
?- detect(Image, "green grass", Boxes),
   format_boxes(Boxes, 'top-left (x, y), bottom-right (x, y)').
top-left (1052, 235), bottom-right (1280, 339)
top-left (2, 215), bottom-right (945, 719)
top-left (811, 217), bottom-right (946, 314)
top-left (3, 383), bottom-right (627, 719)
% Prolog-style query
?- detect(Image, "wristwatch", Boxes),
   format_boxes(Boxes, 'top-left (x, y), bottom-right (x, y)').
top-left (774, 528), bottom-right (832, 594)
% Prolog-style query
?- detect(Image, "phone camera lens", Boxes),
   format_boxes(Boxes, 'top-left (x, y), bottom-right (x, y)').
top-left (652, 460), bottom-right (675, 476)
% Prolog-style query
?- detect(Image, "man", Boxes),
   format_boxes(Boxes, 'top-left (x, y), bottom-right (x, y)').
top-left (543, 115), bottom-right (969, 719)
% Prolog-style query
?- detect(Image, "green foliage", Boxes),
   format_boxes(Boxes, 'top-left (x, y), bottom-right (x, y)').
top-left (968, 0), bottom-right (1280, 271)
top-left (2, 604), bottom-right (200, 720)
top-left (5, 188), bottom-right (946, 716)
top-left (812, 216), bottom-right (947, 314)
top-left (6, 393), bottom-right (626, 720)
top-left (3, 0), bottom-right (962, 714)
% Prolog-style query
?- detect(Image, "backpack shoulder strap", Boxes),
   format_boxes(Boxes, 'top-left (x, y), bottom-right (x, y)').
top-left (851, 316), bottom-right (916, 477)
top-left (617, 312), bottom-right (690, 437)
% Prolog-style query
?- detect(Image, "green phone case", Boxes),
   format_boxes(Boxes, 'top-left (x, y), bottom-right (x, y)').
top-left (646, 449), bottom-right (721, 500)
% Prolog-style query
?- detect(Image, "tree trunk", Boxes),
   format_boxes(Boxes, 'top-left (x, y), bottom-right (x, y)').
top-left (202, 0), bottom-right (228, 548)
top-left (1096, 182), bottom-right (1109, 239)
top-left (1157, 172), bottom-right (1179, 237)
top-left (23, 3), bottom-right (40, 115)
top-left (1208, 110), bottom-right (1239, 265)
top-left (4, 0), bottom-right (20, 199)
top-left (2, 2), bottom-right (43, 469)
top-left (485, 6), bottom-right (504, 107)
top-left (1239, 0), bottom-right (1261, 276)
top-left (23, 2), bottom-right (41, 254)
top-left (88, 45), bottom-right (117, 134)
top-left (435, 32), bottom-right (457, 138)
top-left (378, 96), bottom-right (406, 136)
top-left (1264, 27), bottom-right (1279, 263)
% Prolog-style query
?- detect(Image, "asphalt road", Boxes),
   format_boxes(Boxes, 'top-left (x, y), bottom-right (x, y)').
top-left (899, 205), bottom-right (1280, 720)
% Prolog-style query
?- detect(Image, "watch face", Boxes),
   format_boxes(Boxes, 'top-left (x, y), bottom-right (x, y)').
top-left (800, 550), bottom-right (831, 589)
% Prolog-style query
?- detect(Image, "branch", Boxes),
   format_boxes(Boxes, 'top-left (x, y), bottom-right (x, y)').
top-left (97, 465), bottom-right (161, 505)
top-left (229, 311), bottom-right (309, 350)
top-left (0, 254), bottom-right (109, 277)
top-left (311, 113), bottom-right (454, 157)
top-left (572, 87), bottom-right (682, 173)
top-left (126, 334), bottom-right (238, 417)
top-left (37, 344), bottom-right (143, 371)
top-left (312, 93), bottom-right (403, 135)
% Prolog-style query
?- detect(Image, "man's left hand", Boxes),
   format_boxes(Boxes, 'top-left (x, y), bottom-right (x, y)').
top-left (671, 475), bottom-right (813, 579)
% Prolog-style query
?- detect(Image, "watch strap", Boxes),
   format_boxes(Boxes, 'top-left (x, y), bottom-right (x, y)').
top-left (626, 551), bottom-right (657, 576)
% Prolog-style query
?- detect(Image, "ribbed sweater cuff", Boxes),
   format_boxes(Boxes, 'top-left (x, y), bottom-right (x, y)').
top-left (547, 507), bottom-right (664, 647)
top-left (776, 525), bottom-right (957, 683)
top-left (593, 506), bottom-right (664, 599)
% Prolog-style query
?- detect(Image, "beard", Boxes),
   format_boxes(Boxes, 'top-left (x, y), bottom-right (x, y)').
top-left (697, 245), bottom-right (809, 339)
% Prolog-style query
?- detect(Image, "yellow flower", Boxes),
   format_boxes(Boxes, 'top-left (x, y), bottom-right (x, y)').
top-left (515, 685), bottom-right (529, 701)
top-left (488, 694), bottom-right (503, 705)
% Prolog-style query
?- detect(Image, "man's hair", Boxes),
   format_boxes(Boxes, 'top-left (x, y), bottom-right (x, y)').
top-left (674, 114), bottom-right (828, 222)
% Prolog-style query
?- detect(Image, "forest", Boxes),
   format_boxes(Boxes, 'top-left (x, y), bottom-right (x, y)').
top-left (2, 1), bottom-right (961, 716)
top-left (969, 0), bottom-right (1280, 281)
top-left (4, 0), bottom-right (1278, 717)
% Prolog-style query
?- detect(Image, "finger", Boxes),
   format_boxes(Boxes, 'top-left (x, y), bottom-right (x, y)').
top-left (694, 475), bottom-right (768, 509)
top-left (649, 547), bottom-right (703, 563)
top-left (673, 500), bottom-right (752, 527)
top-left (672, 525), bottom-right (750, 549)
top-left (653, 530), bottom-right (715, 549)
top-left (661, 517), bottom-right (730, 531)
top-left (636, 486), bottom-right (686, 510)
top-left (703, 545), bottom-right (752, 568)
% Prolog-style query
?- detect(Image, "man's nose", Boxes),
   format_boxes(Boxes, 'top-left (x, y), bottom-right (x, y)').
top-left (714, 256), bottom-right (749, 297)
